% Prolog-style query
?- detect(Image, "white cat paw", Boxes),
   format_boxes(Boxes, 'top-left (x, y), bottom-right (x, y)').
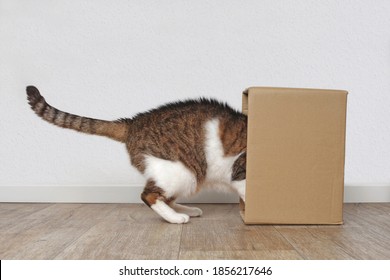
top-left (186, 207), bottom-right (203, 217)
top-left (167, 213), bottom-right (190, 224)
top-left (171, 203), bottom-right (203, 217)
top-left (150, 200), bottom-right (191, 224)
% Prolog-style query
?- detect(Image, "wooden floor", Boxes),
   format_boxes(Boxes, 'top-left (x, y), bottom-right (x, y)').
top-left (1, 203), bottom-right (389, 260)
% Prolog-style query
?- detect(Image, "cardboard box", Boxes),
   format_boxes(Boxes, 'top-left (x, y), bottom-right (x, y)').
top-left (241, 87), bottom-right (348, 224)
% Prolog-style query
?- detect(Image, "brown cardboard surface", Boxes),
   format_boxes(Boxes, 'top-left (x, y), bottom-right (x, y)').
top-left (242, 87), bottom-right (348, 224)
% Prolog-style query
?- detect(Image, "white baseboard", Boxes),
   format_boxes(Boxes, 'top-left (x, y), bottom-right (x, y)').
top-left (0, 185), bottom-right (239, 203)
top-left (0, 185), bottom-right (389, 203)
top-left (344, 184), bottom-right (390, 203)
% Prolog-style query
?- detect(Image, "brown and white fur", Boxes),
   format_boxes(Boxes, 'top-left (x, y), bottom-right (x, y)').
top-left (26, 86), bottom-right (247, 223)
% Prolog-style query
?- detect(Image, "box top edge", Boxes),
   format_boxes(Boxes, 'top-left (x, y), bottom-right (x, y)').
top-left (243, 87), bottom-right (348, 95)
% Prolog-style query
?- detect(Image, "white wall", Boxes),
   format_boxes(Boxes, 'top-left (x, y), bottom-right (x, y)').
top-left (1, 0), bottom-right (390, 203)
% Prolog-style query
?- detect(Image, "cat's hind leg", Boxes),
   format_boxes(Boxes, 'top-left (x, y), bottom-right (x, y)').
top-left (170, 202), bottom-right (203, 217)
top-left (141, 180), bottom-right (190, 224)
top-left (151, 200), bottom-right (190, 224)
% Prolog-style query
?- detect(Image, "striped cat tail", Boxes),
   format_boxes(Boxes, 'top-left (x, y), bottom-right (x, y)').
top-left (26, 86), bottom-right (129, 143)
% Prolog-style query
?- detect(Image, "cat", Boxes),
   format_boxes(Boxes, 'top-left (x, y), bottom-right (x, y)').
top-left (26, 86), bottom-right (247, 223)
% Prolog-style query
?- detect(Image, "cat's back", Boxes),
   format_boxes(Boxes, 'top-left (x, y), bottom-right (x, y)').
top-left (127, 98), bottom-right (246, 140)
top-left (127, 98), bottom-right (247, 149)
top-left (131, 98), bottom-right (244, 123)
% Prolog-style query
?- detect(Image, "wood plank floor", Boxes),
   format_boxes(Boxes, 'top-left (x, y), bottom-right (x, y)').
top-left (1, 203), bottom-right (389, 260)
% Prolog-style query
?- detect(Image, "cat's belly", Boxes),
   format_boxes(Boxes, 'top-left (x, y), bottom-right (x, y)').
top-left (143, 155), bottom-right (197, 198)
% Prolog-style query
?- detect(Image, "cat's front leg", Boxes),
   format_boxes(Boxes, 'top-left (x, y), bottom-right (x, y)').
top-left (170, 202), bottom-right (203, 217)
top-left (232, 179), bottom-right (246, 202)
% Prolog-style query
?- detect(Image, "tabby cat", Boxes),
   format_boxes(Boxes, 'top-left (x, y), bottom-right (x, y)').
top-left (26, 86), bottom-right (247, 223)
